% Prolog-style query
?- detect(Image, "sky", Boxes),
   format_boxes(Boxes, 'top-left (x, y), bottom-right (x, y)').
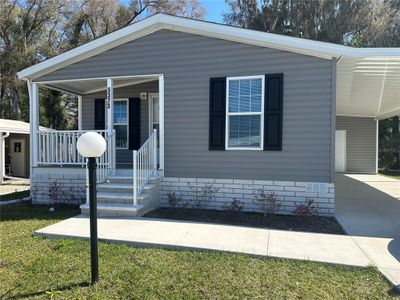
top-left (201, 0), bottom-right (228, 23)
top-left (118, 0), bottom-right (228, 23)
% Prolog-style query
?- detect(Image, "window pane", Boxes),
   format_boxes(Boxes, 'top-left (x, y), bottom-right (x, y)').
top-left (229, 78), bottom-right (262, 113)
top-left (229, 80), bottom-right (239, 112)
top-left (229, 115), bottom-right (261, 148)
top-left (114, 125), bottom-right (127, 148)
top-left (114, 101), bottom-right (127, 124)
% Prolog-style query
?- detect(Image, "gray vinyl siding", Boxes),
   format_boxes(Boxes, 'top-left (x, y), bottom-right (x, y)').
top-left (36, 29), bottom-right (334, 182)
top-left (336, 116), bottom-right (377, 174)
top-left (82, 81), bottom-right (158, 166)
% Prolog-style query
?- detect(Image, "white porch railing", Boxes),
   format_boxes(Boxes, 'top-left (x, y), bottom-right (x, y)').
top-left (133, 129), bottom-right (157, 204)
top-left (38, 129), bottom-right (116, 183)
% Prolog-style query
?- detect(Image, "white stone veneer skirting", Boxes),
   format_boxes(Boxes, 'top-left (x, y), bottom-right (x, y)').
top-left (30, 167), bottom-right (86, 205)
top-left (161, 177), bottom-right (335, 216)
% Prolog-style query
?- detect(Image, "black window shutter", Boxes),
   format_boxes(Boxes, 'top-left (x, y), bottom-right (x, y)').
top-left (129, 98), bottom-right (141, 150)
top-left (264, 74), bottom-right (283, 151)
top-left (94, 98), bottom-right (105, 130)
top-left (209, 77), bottom-right (226, 150)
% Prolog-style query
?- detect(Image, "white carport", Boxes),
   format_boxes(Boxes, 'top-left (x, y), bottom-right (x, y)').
top-left (337, 55), bottom-right (400, 120)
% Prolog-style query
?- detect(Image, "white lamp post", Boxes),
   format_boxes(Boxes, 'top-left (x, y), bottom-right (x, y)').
top-left (77, 132), bottom-right (106, 284)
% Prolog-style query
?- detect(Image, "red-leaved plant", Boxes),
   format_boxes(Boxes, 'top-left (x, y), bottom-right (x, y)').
top-left (293, 199), bottom-right (317, 217)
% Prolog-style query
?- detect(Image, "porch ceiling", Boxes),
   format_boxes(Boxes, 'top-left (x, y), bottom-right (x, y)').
top-left (41, 76), bottom-right (158, 95)
top-left (337, 57), bottom-right (400, 120)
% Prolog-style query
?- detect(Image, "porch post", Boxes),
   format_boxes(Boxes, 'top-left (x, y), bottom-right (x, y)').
top-left (106, 79), bottom-right (114, 136)
top-left (78, 95), bottom-right (83, 130)
top-left (158, 75), bottom-right (164, 175)
top-left (30, 82), bottom-right (39, 166)
top-left (106, 78), bottom-right (114, 173)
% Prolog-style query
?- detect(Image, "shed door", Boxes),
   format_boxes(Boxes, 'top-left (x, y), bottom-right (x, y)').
top-left (335, 130), bottom-right (346, 172)
top-left (10, 138), bottom-right (25, 177)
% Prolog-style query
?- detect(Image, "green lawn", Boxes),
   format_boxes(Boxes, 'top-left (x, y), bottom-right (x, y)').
top-left (0, 204), bottom-right (398, 299)
top-left (0, 189), bottom-right (30, 201)
top-left (380, 174), bottom-right (400, 180)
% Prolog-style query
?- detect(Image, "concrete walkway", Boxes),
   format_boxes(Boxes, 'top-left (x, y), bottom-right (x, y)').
top-left (35, 216), bottom-right (371, 267)
top-left (335, 174), bottom-right (400, 288)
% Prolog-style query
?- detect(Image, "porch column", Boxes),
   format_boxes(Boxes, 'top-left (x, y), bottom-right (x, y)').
top-left (78, 95), bottom-right (83, 130)
top-left (159, 75), bottom-right (164, 174)
top-left (106, 79), bottom-right (114, 136)
top-left (30, 82), bottom-right (39, 167)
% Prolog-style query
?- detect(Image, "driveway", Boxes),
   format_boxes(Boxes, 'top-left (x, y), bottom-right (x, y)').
top-left (335, 173), bottom-right (400, 288)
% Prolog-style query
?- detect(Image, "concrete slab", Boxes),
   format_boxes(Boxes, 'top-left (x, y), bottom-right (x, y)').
top-left (335, 173), bottom-right (400, 288)
top-left (336, 174), bottom-right (400, 239)
top-left (268, 229), bottom-right (371, 267)
top-left (35, 215), bottom-right (371, 268)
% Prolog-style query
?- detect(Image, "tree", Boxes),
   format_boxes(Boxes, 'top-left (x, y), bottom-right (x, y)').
top-left (0, 0), bottom-right (206, 128)
top-left (223, 0), bottom-right (400, 46)
top-left (379, 117), bottom-right (400, 170)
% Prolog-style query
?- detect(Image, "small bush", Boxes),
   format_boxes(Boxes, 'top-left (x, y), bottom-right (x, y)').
top-left (223, 199), bottom-right (243, 212)
top-left (253, 189), bottom-right (280, 216)
top-left (188, 183), bottom-right (219, 209)
top-left (48, 181), bottom-right (62, 204)
top-left (293, 199), bottom-right (317, 217)
top-left (167, 191), bottom-right (182, 208)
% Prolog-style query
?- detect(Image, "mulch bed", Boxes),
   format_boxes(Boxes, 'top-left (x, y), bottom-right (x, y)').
top-left (144, 208), bottom-right (345, 235)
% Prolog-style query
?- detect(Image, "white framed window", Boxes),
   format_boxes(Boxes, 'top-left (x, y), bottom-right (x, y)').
top-left (113, 99), bottom-right (128, 149)
top-left (225, 75), bottom-right (264, 150)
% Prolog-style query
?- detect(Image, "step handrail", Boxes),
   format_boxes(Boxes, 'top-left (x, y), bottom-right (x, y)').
top-left (133, 129), bottom-right (157, 205)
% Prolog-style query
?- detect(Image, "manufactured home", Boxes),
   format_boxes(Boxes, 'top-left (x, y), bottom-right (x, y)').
top-left (17, 14), bottom-right (400, 216)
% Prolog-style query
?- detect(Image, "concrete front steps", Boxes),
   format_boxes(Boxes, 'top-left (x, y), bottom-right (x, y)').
top-left (80, 170), bottom-right (160, 217)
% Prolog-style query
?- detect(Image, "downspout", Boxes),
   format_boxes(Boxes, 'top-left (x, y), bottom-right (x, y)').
top-left (0, 131), bottom-right (10, 184)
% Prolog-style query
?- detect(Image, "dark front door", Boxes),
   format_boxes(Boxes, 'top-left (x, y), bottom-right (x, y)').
top-left (94, 98), bottom-right (105, 130)
top-left (129, 98), bottom-right (141, 150)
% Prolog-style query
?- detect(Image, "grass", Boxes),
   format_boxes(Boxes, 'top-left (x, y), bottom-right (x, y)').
top-left (380, 174), bottom-right (400, 180)
top-left (0, 189), bottom-right (30, 201)
top-left (0, 204), bottom-right (398, 299)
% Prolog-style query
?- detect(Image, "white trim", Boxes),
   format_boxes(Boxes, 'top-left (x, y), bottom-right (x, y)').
top-left (34, 74), bottom-right (162, 84)
top-left (113, 98), bottom-right (129, 150)
top-left (17, 13), bottom-right (400, 80)
top-left (148, 93), bottom-right (159, 135)
top-left (225, 75), bottom-right (265, 151)
top-left (78, 95), bottom-right (82, 130)
top-left (31, 83), bottom-right (39, 166)
top-left (106, 78), bottom-right (114, 137)
top-left (158, 75), bottom-right (164, 175)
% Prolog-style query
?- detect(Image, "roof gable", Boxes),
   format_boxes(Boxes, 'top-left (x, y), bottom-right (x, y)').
top-left (18, 13), bottom-right (399, 80)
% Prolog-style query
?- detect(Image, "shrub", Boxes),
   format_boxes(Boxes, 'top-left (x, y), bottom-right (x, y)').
top-left (167, 191), bottom-right (182, 208)
top-left (293, 199), bottom-right (317, 217)
top-left (224, 199), bottom-right (243, 212)
top-left (48, 181), bottom-right (62, 204)
top-left (253, 189), bottom-right (280, 216)
top-left (188, 183), bottom-right (219, 209)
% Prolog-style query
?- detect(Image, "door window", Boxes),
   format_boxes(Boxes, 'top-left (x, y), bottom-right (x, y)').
top-left (113, 100), bottom-right (128, 149)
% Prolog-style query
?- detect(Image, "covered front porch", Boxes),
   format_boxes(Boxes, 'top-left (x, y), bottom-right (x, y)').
top-left (27, 74), bottom-right (165, 206)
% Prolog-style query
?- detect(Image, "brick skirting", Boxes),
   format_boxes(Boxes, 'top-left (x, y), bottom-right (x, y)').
top-left (161, 177), bottom-right (334, 216)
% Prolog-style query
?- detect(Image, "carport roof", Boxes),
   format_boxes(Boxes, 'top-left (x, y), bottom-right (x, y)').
top-left (17, 13), bottom-right (400, 119)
